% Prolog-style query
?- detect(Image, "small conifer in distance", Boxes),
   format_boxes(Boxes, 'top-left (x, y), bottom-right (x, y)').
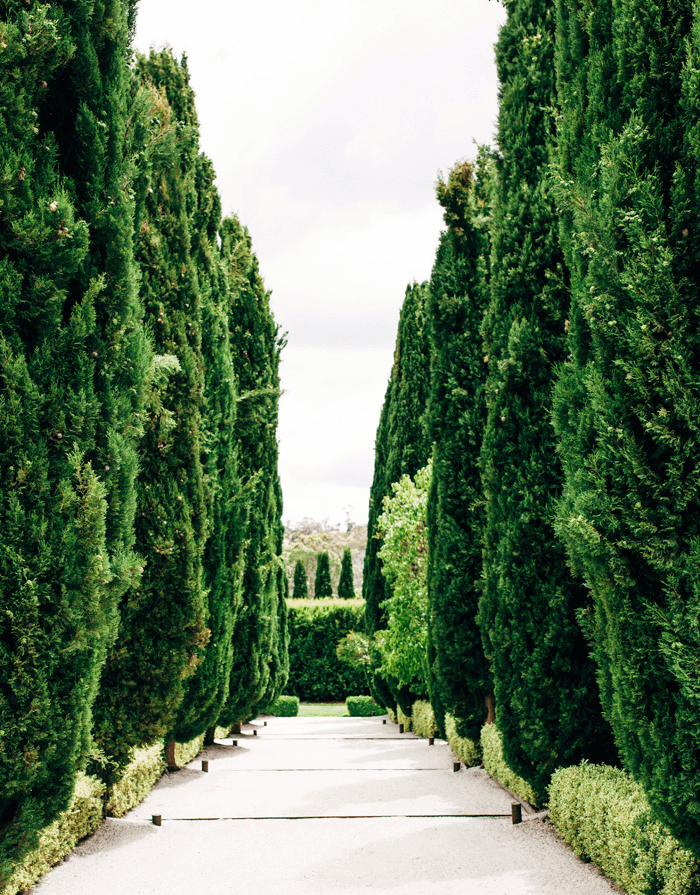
top-left (315, 551), bottom-right (333, 599)
top-left (293, 560), bottom-right (309, 599)
top-left (338, 548), bottom-right (356, 599)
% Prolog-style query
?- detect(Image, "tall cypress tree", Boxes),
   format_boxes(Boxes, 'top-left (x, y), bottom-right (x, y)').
top-left (91, 49), bottom-right (209, 776)
top-left (0, 0), bottom-right (149, 879)
top-left (171, 149), bottom-right (244, 745)
top-left (553, 0), bottom-right (700, 847)
top-left (363, 282), bottom-right (431, 712)
top-left (217, 215), bottom-right (286, 728)
top-left (293, 560), bottom-right (309, 599)
top-left (338, 548), bottom-right (355, 599)
top-left (425, 156), bottom-right (492, 742)
top-left (478, 0), bottom-right (615, 805)
top-left (315, 551), bottom-right (333, 598)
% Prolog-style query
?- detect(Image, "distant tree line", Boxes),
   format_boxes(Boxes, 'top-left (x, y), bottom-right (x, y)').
top-left (0, 5), bottom-right (287, 883)
top-left (365, 0), bottom-right (700, 855)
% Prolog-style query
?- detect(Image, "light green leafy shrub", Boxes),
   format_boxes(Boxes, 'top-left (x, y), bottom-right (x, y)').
top-left (1, 774), bottom-right (105, 895)
top-left (270, 695), bottom-right (300, 716)
top-left (174, 733), bottom-right (206, 767)
top-left (445, 713), bottom-right (481, 766)
top-left (346, 695), bottom-right (376, 716)
top-left (481, 723), bottom-right (540, 806)
top-left (549, 763), bottom-right (699, 895)
top-left (397, 705), bottom-right (411, 730)
top-left (411, 700), bottom-right (438, 738)
top-left (106, 745), bottom-right (165, 818)
top-left (387, 707), bottom-right (398, 724)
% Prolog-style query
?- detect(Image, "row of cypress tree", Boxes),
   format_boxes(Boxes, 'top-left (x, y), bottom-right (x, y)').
top-left (366, 0), bottom-right (700, 853)
top-left (0, 4), bottom-right (287, 883)
top-left (292, 550), bottom-right (356, 599)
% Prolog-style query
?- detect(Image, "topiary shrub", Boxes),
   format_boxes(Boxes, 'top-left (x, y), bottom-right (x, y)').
top-left (1, 774), bottom-right (105, 895)
top-left (445, 713), bottom-right (481, 767)
top-left (397, 705), bottom-right (412, 730)
top-left (549, 763), bottom-right (699, 895)
top-left (287, 599), bottom-right (368, 700)
top-left (481, 723), bottom-right (540, 807)
top-left (270, 695), bottom-right (300, 716)
top-left (346, 696), bottom-right (376, 716)
top-left (106, 745), bottom-right (165, 818)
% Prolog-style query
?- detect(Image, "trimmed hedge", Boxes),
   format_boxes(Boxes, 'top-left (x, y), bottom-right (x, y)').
top-left (481, 723), bottom-right (540, 807)
top-left (445, 713), bottom-right (481, 767)
top-left (286, 599), bottom-right (369, 701)
top-left (1, 775), bottom-right (104, 895)
top-left (411, 700), bottom-right (438, 739)
top-left (549, 764), bottom-right (699, 895)
top-left (346, 696), bottom-right (376, 716)
top-left (106, 745), bottom-right (165, 818)
top-left (270, 695), bottom-right (300, 716)
top-left (174, 734), bottom-right (206, 768)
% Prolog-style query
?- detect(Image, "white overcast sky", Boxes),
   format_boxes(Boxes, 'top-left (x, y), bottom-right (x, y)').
top-left (133, 0), bottom-right (506, 527)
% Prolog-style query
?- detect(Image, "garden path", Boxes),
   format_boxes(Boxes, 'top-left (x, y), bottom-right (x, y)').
top-left (32, 715), bottom-right (619, 895)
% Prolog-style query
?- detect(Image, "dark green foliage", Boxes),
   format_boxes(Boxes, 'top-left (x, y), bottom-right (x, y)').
top-left (314, 551), bottom-right (333, 598)
top-left (552, 0), bottom-right (700, 849)
top-left (217, 215), bottom-right (286, 728)
top-left (91, 49), bottom-right (210, 775)
top-left (0, 1), bottom-right (149, 881)
top-left (425, 156), bottom-right (492, 742)
top-left (363, 282), bottom-right (431, 712)
top-left (346, 696), bottom-right (376, 717)
top-left (337, 548), bottom-right (355, 599)
top-left (478, 0), bottom-right (615, 806)
top-left (292, 560), bottom-right (309, 599)
top-left (286, 600), bottom-right (369, 701)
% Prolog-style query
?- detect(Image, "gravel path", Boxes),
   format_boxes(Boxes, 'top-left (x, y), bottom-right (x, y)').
top-left (32, 716), bottom-right (619, 895)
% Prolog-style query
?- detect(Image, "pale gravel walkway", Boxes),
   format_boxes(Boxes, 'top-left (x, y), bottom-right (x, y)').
top-left (32, 716), bottom-right (620, 895)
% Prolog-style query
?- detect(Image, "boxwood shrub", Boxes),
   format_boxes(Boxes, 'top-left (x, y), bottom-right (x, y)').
top-left (270, 695), bottom-right (300, 716)
top-left (445, 713), bottom-right (481, 766)
top-left (1, 775), bottom-right (105, 895)
top-left (549, 763), bottom-right (699, 895)
top-left (106, 745), bottom-right (165, 818)
top-left (346, 696), bottom-right (375, 716)
top-left (481, 723), bottom-right (540, 807)
top-left (286, 599), bottom-right (369, 701)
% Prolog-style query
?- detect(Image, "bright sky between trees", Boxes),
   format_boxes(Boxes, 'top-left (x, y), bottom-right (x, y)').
top-left (133, 0), bottom-right (506, 528)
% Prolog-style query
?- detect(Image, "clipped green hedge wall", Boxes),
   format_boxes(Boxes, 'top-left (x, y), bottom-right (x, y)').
top-left (411, 700), bottom-right (438, 738)
top-left (445, 713), bottom-right (481, 767)
top-left (106, 745), bottom-right (165, 818)
top-left (1, 775), bottom-right (104, 895)
top-left (346, 696), bottom-right (376, 716)
top-left (286, 599), bottom-right (369, 701)
top-left (549, 763), bottom-right (699, 895)
top-left (481, 723), bottom-right (540, 807)
top-left (270, 695), bottom-right (300, 716)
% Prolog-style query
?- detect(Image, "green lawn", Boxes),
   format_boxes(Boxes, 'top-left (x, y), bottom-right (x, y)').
top-left (298, 702), bottom-right (349, 717)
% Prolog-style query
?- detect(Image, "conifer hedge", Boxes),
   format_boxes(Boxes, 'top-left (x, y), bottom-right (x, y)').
top-left (0, 1), bottom-right (149, 880)
top-left (363, 282), bottom-right (431, 713)
top-left (476, 0), bottom-right (616, 805)
top-left (425, 155), bottom-right (492, 742)
top-left (553, 0), bottom-right (700, 849)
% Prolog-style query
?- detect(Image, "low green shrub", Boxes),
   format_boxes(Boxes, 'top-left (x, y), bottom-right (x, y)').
top-left (270, 695), bottom-right (300, 716)
top-left (411, 700), bottom-right (438, 738)
top-left (397, 705), bottom-right (411, 730)
top-left (1, 774), bottom-right (104, 895)
top-left (106, 745), bottom-right (165, 818)
top-left (445, 713), bottom-right (481, 766)
top-left (549, 763), bottom-right (699, 895)
top-left (346, 695), bottom-right (376, 716)
top-left (174, 733), bottom-right (206, 767)
top-left (387, 707), bottom-right (397, 724)
top-left (286, 599), bottom-right (369, 700)
top-left (481, 723), bottom-right (540, 807)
